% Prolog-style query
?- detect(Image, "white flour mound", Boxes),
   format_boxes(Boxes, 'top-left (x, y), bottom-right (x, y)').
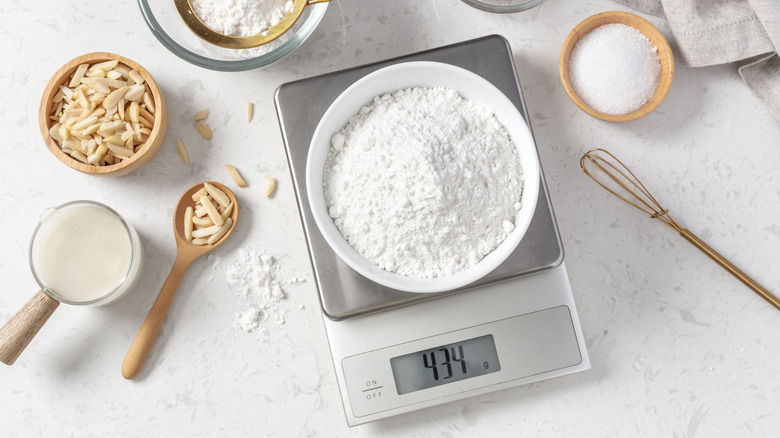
top-left (191, 0), bottom-right (294, 37)
top-left (324, 87), bottom-right (524, 279)
top-left (213, 249), bottom-right (305, 336)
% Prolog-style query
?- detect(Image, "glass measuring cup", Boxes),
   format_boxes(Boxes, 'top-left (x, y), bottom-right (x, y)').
top-left (0, 201), bottom-right (143, 365)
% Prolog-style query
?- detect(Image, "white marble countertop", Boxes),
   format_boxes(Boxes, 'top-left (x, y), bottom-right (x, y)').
top-left (2, 0), bottom-right (779, 436)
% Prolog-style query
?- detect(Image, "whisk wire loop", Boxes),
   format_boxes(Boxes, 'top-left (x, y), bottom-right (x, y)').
top-left (580, 148), bottom-right (683, 232)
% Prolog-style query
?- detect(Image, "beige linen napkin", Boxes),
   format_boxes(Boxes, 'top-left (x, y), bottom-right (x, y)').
top-left (617, 0), bottom-right (780, 121)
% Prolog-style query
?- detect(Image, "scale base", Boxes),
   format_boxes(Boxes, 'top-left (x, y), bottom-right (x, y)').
top-left (323, 263), bottom-right (590, 426)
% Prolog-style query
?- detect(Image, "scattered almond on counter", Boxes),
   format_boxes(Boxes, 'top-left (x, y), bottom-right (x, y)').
top-left (196, 120), bottom-right (213, 139)
top-left (185, 182), bottom-right (234, 245)
top-left (264, 176), bottom-right (276, 197)
top-left (194, 109), bottom-right (209, 120)
top-left (247, 102), bottom-right (254, 122)
top-left (175, 138), bottom-right (190, 165)
top-left (225, 164), bottom-right (247, 187)
top-left (48, 61), bottom-right (156, 166)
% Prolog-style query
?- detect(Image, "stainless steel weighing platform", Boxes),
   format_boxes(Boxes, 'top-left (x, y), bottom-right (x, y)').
top-left (275, 35), bottom-right (564, 320)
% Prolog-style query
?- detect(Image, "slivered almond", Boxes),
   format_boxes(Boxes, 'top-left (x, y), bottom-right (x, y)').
top-left (106, 70), bottom-right (123, 80)
top-left (88, 144), bottom-right (108, 164)
top-left (85, 68), bottom-right (106, 79)
top-left (190, 187), bottom-right (208, 202)
top-left (184, 206), bottom-right (194, 241)
top-left (49, 123), bottom-right (63, 142)
top-left (195, 120), bottom-right (212, 139)
top-left (82, 124), bottom-right (100, 136)
top-left (132, 122), bottom-right (142, 141)
top-left (143, 92), bottom-right (155, 113)
top-left (220, 202), bottom-right (233, 220)
top-left (62, 138), bottom-right (80, 151)
top-left (81, 77), bottom-right (111, 94)
top-left (247, 102), bottom-right (253, 122)
top-left (200, 195), bottom-right (224, 227)
top-left (207, 218), bottom-right (232, 244)
top-left (139, 107), bottom-right (155, 125)
top-left (103, 78), bottom-right (127, 89)
top-left (59, 85), bottom-right (74, 100)
top-left (138, 116), bottom-right (153, 129)
top-left (194, 109), bottom-right (209, 120)
top-left (69, 149), bottom-right (89, 164)
top-left (176, 138), bottom-right (190, 165)
top-left (128, 70), bottom-right (145, 85)
top-left (192, 216), bottom-right (214, 227)
top-left (72, 116), bottom-right (97, 132)
top-left (106, 143), bottom-right (133, 158)
top-left (69, 64), bottom-right (89, 88)
top-left (89, 60), bottom-right (119, 72)
top-left (128, 101), bottom-right (140, 123)
top-left (75, 88), bottom-right (89, 109)
top-left (224, 165), bottom-right (247, 187)
top-left (264, 176), bottom-right (276, 197)
top-left (100, 121), bottom-right (124, 135)
top-left (203, 182), bottom-right (230, 208)
top-left (103, 86), bottom-right (129, 110)
top-left (87, 92), bottom-right (107, 103)
top-left (113, 65), bottom-right (130, 79)
top-left (123, 84), bottom-right (145, 102)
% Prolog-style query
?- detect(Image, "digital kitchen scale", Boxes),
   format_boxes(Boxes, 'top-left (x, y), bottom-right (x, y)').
top-left (275, 35), bottom-right (590, 426)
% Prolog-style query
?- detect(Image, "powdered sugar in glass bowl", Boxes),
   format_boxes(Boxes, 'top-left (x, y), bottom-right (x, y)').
top-left (137, 0), bottom-right (328, 71)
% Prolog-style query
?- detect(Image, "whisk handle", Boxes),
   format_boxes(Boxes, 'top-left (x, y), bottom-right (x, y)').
top-left (679, 229), bottom-right (780, 312)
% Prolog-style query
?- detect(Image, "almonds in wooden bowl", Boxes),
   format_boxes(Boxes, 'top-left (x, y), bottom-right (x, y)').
top-left (39, 52), bottom-right (168, 177)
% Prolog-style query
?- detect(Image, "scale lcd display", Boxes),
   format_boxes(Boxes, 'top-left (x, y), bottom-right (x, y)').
top-left (390, 334), bottom-right (501, 395)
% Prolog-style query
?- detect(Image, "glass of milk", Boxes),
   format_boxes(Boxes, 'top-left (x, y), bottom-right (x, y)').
top-left (29, 200), bottom-right (143, 306)
top-left (0, 201), bottom-right (144, 365)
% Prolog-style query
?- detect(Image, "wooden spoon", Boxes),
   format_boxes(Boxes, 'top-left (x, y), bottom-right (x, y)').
top-left (121, 181), bottom-right (238, 379)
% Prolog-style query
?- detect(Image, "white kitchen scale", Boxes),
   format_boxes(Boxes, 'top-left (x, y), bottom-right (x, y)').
top-left (275, 35), bottom-right (590, 426)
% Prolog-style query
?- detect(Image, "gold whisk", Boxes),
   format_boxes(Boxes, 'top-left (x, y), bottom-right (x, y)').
top-left (580, 148), bottom-right (780, 312)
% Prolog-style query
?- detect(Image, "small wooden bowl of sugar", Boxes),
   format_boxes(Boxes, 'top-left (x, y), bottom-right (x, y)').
top-left (560, 11), bottom-right (674, 122)
top-left (39, 52), bottom-right (168, 176)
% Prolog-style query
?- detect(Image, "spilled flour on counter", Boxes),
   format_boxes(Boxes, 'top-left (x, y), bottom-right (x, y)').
top-left (209, 248), bottom-right (305, 336)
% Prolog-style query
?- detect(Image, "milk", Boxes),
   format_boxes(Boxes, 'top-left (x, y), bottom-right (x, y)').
top-left (31, 202), bottom-right (142, 305)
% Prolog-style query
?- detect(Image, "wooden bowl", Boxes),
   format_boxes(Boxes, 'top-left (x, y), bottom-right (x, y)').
top-left (38, 52), bottom-right (168, 176)
top-left (559, 11), bottom-right (674, 122)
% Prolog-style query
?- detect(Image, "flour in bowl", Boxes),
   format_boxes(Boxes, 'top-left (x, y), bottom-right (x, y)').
top-left (191, 0), bottom-right (294, 37)
top-left (324, 87), bottom-right (524, 278)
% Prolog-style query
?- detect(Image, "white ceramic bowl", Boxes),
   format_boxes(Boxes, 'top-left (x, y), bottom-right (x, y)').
top-left (306, 61), bottom-right (540, 293)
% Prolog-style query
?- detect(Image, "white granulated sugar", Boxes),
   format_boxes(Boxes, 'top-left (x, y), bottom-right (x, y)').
top-left (568, 23), bottom-right (661, 115)
top-left (220, 248), bottom-right (305, 336)
top-left (324, 87), bottom-right (524, 279)
top-left (191, 0), bottom-right (294, 37)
